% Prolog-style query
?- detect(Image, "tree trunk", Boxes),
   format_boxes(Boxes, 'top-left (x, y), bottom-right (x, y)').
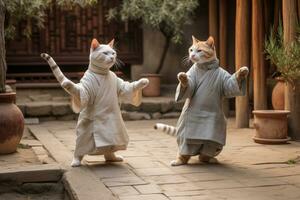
top-left (252, 0), bottom-right (267, 110)
top-left (0, 1), bottom-right (6, 93)
top-left (209, 0), bottom-right (219, 56)
top-left (155, 36), bottom-right (170, 74)
top-left (235, 0), bottom-right (250, 128)
top-left (282, 0), bottom-right (300, 140)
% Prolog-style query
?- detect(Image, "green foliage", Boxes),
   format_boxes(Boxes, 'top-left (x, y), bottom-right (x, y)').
top-left (265, 23), bottom-right (300, 84)
top-left (3, 0), bottom-right (97, 39)
top-left (107, 0), bottom-right (199, 44)
top-left (4, 0), bottom-right (50, 39)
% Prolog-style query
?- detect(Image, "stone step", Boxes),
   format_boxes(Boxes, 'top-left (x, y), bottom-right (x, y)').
top-left (17, 97), bottom-right (184, 122)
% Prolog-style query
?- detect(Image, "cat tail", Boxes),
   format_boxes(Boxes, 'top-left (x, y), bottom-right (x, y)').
top-left (154, 123), bottom-right (177, 136)
top-left (40, 53), bottom-right (81, 113)
top-left (40, 53), bottom-right (68, 85)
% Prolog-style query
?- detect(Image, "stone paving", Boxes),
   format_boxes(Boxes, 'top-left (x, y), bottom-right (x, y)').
top-left (29, 118), bottom-right (300, 200)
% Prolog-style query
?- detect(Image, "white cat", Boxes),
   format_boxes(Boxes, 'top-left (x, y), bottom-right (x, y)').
top-left (41, 38), bottom-right (149, 167)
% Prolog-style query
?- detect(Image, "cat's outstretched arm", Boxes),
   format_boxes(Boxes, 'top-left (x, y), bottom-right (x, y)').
top-left (223, 66), bottom-right (249, 97)
top-left (117, 77), bottom-right (149, 107)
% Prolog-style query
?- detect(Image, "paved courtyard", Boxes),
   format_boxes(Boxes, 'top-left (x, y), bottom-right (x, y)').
top-left (27, 118), bottom-right (300, 200)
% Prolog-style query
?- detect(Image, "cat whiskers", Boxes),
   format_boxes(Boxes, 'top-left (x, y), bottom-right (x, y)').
top-left (113, 58), bottom-right (124, 70)
top-left (181, 55), bottom-right (192, 67)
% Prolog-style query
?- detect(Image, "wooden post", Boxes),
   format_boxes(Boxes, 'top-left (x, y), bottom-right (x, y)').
top-left (0, 1), bottom-right (6, 93)
top-left (235, 0), bottom-right (250, 128)
top-left (209, 0), bottom-right (219, 56)
top-left (252, 0), bottom-right (267, 110)
top-left (282, 0), bottom-right (300, 139)
top-left (297, 0), bottom-right (300, 22)
top-left (219, 0), bottom-right (229, 116)
top-left (219, 0), bottom-right (227, 68)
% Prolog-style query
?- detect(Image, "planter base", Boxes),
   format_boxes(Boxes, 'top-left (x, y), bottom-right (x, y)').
top-left (253, 136), bottom-right (291, 144)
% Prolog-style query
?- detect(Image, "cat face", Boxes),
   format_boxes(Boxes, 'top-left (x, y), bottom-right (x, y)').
top-left (89, 38), bottom-right (116, 69)
top-left (188, 36), bottom-right (216, 65)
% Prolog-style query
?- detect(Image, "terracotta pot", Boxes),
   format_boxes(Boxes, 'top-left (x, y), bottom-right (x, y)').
top-left (0, 92), bottom-right (24, 154)
top-left (140, 74), bottom-right (161, 97)
top-left (252, 110), bottom-right (290, 144)
top-left (272, 78), bottom-right (285, 110)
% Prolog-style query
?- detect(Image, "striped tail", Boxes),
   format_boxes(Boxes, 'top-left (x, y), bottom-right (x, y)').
top-left (154, 123), bottom-right (177, 136)
top-left (41, 53), bottom-right (81, 113)
top-left (40, 53), bottom-right (67, 85)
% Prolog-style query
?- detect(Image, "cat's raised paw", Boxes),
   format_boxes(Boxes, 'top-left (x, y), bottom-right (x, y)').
top-left (136, 78), bottom-right (149, 89)
top-left (236, 66), bottom-right (249, 80)
top-left (177, 72), bottom-right (188, 87)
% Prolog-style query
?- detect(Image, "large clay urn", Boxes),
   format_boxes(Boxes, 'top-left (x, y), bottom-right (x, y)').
top-left (272, 78), bottom-right (285, 110)
top-left (141, 74), bottom-right (161, 97)
top-left (252, 110), bottom-right (290, 144)
top-left (0, 92), bottom-right (24, 154)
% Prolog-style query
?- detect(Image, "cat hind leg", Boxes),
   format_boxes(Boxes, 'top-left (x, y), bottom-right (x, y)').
top-left (170, 154), bottom-right (191, 166)
top-left (71, 156), bottom-right (83, 167)
top-left (104, 152), bottom-right (124, 162)
top-left (198, 154), bottom-right (218, 164)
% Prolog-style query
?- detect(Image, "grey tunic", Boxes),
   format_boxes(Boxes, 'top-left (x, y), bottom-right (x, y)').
top-left (175, 59), bottom-right (246, 155)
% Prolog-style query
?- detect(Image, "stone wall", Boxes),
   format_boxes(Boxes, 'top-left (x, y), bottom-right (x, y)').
top-left (133, 0), bottom-right (237, 84)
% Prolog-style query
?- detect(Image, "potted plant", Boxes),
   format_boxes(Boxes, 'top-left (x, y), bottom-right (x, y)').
top-left (265, 24), bottom-right (300, 110)
top-left (0, 0), bottom-right (97, 154)
top-left (107, 0), bottom-right (199, 96)
top-left (253, 23), bottom-right (300, 143)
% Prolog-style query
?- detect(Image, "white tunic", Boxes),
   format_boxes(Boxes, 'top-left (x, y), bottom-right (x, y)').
top-left (72, 70), bottom-right (142, 157)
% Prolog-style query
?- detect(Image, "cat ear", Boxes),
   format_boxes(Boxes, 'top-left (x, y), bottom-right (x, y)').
top-left (108, 39), bottom-right (115, 48)
top-left (91, 38), bottom-right (100, 50)
top-left (192, 35), bottom-right (199, 45)
top-left (206, 36), bottom-right (214, 47)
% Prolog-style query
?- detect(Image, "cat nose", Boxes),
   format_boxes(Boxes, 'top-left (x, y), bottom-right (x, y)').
top-left (191, 55), bottom-right (195, 59)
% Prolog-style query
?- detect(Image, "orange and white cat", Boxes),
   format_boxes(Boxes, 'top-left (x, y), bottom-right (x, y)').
top-left (41, 38), bottom-right (149, 167)
top-left (155, 36), bottom-right (248, 166)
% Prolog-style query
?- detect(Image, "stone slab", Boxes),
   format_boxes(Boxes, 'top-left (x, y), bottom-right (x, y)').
top-left (0, 163), bottom-right (62, 183)
top-left (28, 125), bottom-right (73, 168)
top-left (64, 167), bottom-right (117, 200)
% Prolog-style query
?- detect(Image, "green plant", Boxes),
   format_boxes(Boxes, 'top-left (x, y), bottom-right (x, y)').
top-left (0, 0), bottom-right (97, 93)
top-left (265, 23), bottom-right (300, 84)
top-left (107, 0), bottom-right (199, 74)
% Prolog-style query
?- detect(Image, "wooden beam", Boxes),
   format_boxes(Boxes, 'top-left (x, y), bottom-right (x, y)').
top-left (209, 0), bottom-right (219, 56)
top-left (252, 0), bottom-right (267, 110)
top-left (282, 0), bottom-right (300, 140)
top-left (235, 0), bottom-right (250, 128)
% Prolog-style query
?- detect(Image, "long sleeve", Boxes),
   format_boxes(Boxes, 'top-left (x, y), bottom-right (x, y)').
top-left (71, 73), bottom-right (94, 113)
top-left (175, 66), bottom-right (197, 102)
top-left (117, 78), bottom-right (142, 107)
top-left (222, 71), bottom-right (246, 98)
